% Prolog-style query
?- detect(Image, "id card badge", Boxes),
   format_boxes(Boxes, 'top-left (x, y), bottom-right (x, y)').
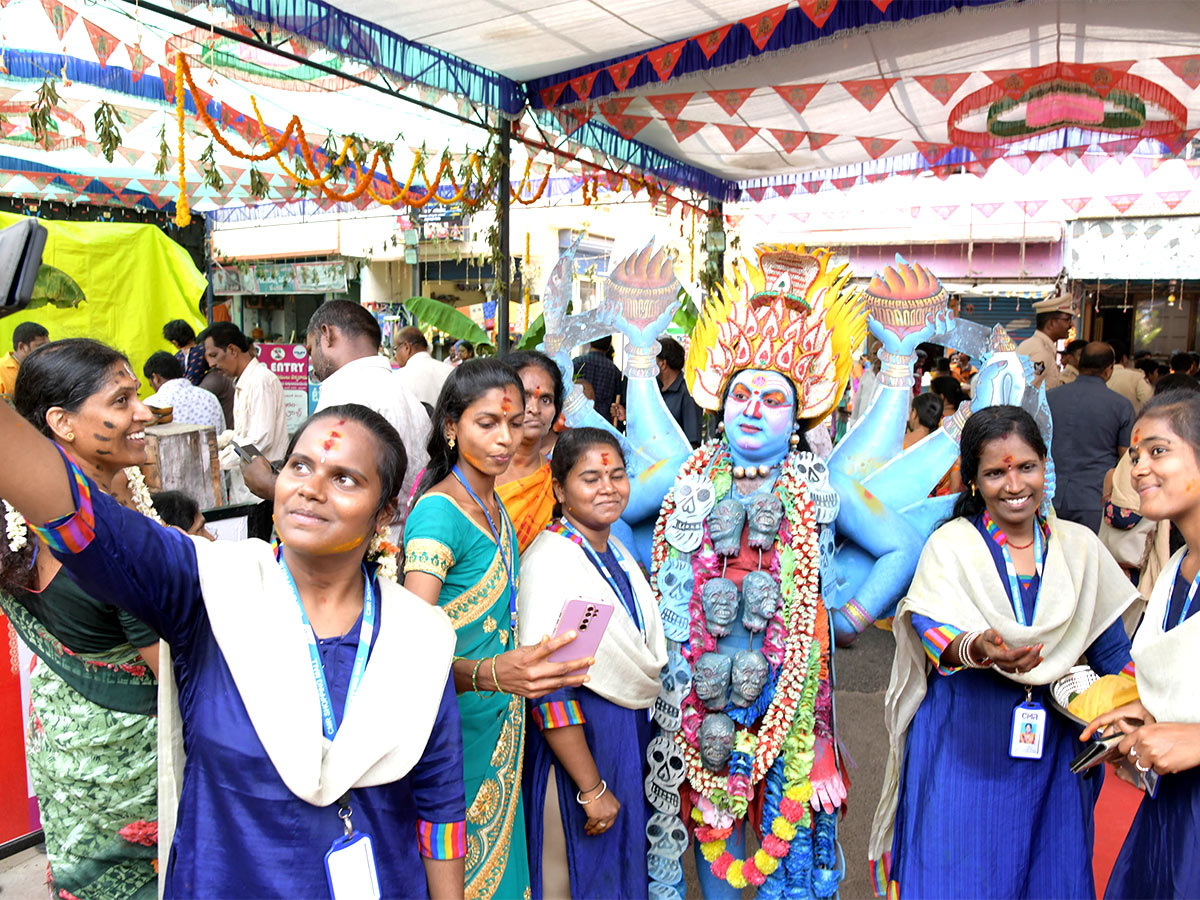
top-left (325, 832), bottom-right (381, 900)
top-left (1010, 692), bottom-right (1047, 760)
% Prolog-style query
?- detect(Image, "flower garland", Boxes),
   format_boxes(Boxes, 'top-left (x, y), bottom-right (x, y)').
top-left (123, 467), bottom-right (164, 525)
top-left (174, 53), bottom-right (189, 227)
top-left (367, 532), bottom-right (401, 583)
top-left (4, 501), bottom-right (27, 553)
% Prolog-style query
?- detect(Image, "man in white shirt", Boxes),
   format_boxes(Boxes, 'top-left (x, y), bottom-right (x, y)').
top-left (308, 301), bottom-right (431, 508)
top-left (199, 322), bottom-right (287, 503)
top-left (142, 351), bottom-right (226, 432)
top-left (392, 326), bottom-right (453, 410)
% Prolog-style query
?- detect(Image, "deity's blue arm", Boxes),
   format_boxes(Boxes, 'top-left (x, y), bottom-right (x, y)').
top-left (829, 348), bottom-right (922, 483)
top-left (861, 405), bottom-right (971, 505)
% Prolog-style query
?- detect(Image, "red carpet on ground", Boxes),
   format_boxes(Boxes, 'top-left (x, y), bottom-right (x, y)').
top-left (1093, 768), bottom-right (1144, 897)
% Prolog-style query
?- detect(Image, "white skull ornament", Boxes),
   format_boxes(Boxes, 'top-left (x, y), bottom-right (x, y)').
top-left (664, 475), bottom-right (716, 552)
top-left (644, 734), bottom-right (686, 815)
top-left (793, 451), bottom-right (839, 524)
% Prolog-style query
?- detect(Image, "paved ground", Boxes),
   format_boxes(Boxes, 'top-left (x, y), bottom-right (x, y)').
top-left (0, 626), bottom-right (897, 900)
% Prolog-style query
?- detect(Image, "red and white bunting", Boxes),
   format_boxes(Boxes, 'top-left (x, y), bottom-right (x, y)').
top-left (984, 68), bottom-right (1041, 101)
top-left (841, 78), bottom-right (899, 112)
top-left (83, 19), bottom-right (119, 67)
top-left (607, 55), bottom-right (643, 93)
top-left (1158, 190), bottom-right (1189, 210)
top-left (912, 72), bottom-right (971, 105)
top-left (1062, 197), bottom-right (1092, 213)
top-left (596, 97), bottom-right (634, 119)
top-left (798, 0), bottom-right (838, 30)
top-left (1004, 155), bottom-right (1033, 175)
top-left (739, 4), bottom-right (788, 51)
top-left (39, 0), bottom-right (77, 41)
top-left (746, 186), bottom-right (768, 202)
top-left (791, 212), bottom-right (810, 224)
top-left (666, 119), bottom-right (706, 142)
top-left (856, 136), bottom-right (899, 159)
top-left (802, 180), bottom-right (823, 194)
top-left (774, 183), bottom-right (796, 198)
top-left (769, 129), bottom-right (805, 153)
top-left (715, 123), bottom-right (759, 151)
top-left (972, 202), bottom-right (1003, 218)
top-left (539, 83), bottom-right (566, 109)
top-left (707, 88), bottom-right (756, 117)
top-left (1080, 154), bottom-right (1109, 175)
top-left (568, 71), bottom-right (598, 102)
top-left (605, 113), bottom-right (653, 140)
top-left (831, 175), bottom-right (857, 191)
top-left (645, 93), bottom-right (695, 120)
top-left (694, 24), bottom-right (733, 60)
top-left (806, 132), bottom-right (836, 150)
top-left (1017, 199), bottom-right (1046, 216)
top-left (912, 141), bottom-right (950, 164)
top-left (1107, 194), bottom-right (1141, 214)
top-left (933, 205), bottom-right (958, 219)
top-left (772, 83), bottom-right (824, 116)
top-left (646, 40), bottom-right (686, 82)
top-left (1161, 54), bottom-right (1200, 90)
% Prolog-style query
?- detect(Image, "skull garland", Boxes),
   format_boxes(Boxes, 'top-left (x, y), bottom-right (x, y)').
top-left (652, 650), bottom-right (692, 732)
top-left (647, 813), bottom-right (690, 868)
top-left (656, 556), bottom-right (695, 642)
top-left (693, 651), bottom-right (732, 711)
top-left (742, 570), bottom-right (782, 632)
top-left (746, 493), bottom-right (785, 549)
top-left (698, 712), bottom-right (736, 771)
top-left (644, 733), bottom-right (686, 816)
top-left (701, 578), bottom-right (739, 638)
top-left (793, 451), bottom-right (840, 524)
top-left (664, 474), bottom-right (716, 552)
top-left (707, 498), bottom-right (746, 557)
top-left (730, 650), bottom-right (770, 708)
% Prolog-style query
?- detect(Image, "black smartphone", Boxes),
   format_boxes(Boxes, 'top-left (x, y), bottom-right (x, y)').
top-left (231, 442), bottom-right (281, 473)
top-left (1069, 732), bottom-right (1122, 774)
top-left (0, 219), bottom-right (48, 318)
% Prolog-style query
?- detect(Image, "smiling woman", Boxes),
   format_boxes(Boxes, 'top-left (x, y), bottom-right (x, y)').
top-left (0, 374), bottom-right (468, 899)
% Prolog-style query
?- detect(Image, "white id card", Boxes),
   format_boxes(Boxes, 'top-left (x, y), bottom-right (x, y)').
top-left (1009, 701), bottom-right (1046, 760)
top-left (325, 832), bottom-right (381, 900)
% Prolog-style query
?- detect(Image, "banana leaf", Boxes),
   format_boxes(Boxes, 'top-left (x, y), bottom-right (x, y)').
top-left (670, 286), bottom-right (698, 335)
top-left (403, 296), bottom-right (492, 347)
top-left (29, 265), bottom-right (86, 310)
top-left (514, 313), bottom-right (545, 351)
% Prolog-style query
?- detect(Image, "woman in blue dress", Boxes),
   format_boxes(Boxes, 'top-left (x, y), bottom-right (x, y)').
top-left (870, 405), bottom-right (1139, 898)
top-left (517, 427), bottom-right (668, 899)
top-left (0, 379), bottom-right (468, 898)
top-left (1086, 387), bottom-right (1200, 898)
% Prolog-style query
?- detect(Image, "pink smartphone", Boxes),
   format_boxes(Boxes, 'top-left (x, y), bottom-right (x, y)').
top-left (548, 597), bottom-right (614, 673)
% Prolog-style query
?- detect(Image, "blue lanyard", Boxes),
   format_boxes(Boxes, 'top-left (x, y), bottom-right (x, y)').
top-left (553, 517), bottom-right (645, 635)
top-left (998, 525), bottom-right (1045, 627)
top-left (1165, 553), bottom-right (1200, 631)
top-left (452, 466), bottom-right (518, 632)
top-left (277, 552), bottom-right (375, 740)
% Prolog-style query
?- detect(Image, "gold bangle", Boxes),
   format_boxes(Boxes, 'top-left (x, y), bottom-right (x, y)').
top-left (471, 658), bottom-right (485, 696)
top-left (491, 653), bottom-right (507, 695)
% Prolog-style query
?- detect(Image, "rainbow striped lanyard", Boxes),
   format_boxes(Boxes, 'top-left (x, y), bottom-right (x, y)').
top-left (984, 512), bottom-right (1046, 627)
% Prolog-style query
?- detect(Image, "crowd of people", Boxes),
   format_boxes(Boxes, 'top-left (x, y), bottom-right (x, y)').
top-left (1, 302), bottom-right (1199, 900)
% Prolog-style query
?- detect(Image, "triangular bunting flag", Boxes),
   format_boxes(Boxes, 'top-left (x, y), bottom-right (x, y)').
top-left (646, 40), bottom-right (686, 82)
top-left (666, 119), bottom-right (705, 142)
top-left (1133, 156), bottom-right (1157, 177)
top-left (83, 20), bottom-right (119, 67)
top-left (933, 165), bottom-right (954, 180)
top-left (707, 88), bottom-right (756, 117)
top-left (104, 178), bottom-right (130, 195)
top-left (740, 4), bottom-right (788, 51)
top-left (802, 180), bottom-right (823, 194)
top-left (774, 183), bottom-right (796, 199)
top-left (158, 64), bottom-right (176, 102)
top-left (716, 123), bottom-right (759, 151)
top-left (831, 176), bottom-right (857, 190)
top-left (695, 25), bottom-right (732, 60)
top-left (909, 206), bottom-right (922, 218)
top-left (1158, 190), bottom-right (1189, 210)
top-left (772, 83), bottom-right (824, 116)
top-left (856, 136), bottom-right (899, 159)
top-left (1017, 199), bottom-right (1046, 216)
top-left (61, 174), bottom-right (90, 192)
top-left (769, 129), bottom-right (805, 154)
top-left (1161, 54), bottom-right (1200, 90)
top-left (841, 78), bottom-right (899, 112)
top-left (870, 0), bottom-right (893, 11)
top-left (912, 72), bottom-right (971, 105)
top-left (127, 43), bottom-right (151, 82)
top-left (1107, 193), bottom-right (1140, 214)
top-left (757, 213), bottom-right (777, 225)
top-left (972, 202), bottom-right (1003, 218)
top-left (1062, 196), bottom-right (1091, 213)
top-left (933, 205), bottom-right (959, 220)
top-left (554, 106), bottom-right (591, 137)
top-left (607, 55), bottom-right (643, 93)
top-left (1080, 153), bottom-right (1109, 174)
top-left (539, 83), bottom-right (566, 109)
top-left (806, 132), bottom-right (836, 150)
top-left (220, 165), bottom-right (245, 184)
top-left (1004, 155), bottom-right (1033, 175)
top-left (798, 0), bottom-right (838, 29)
top-left (605, 113), bottom-right (653, 140)
top-left (646, 93), bottom-right (695, 120)
top-left (27, 173), bottom-right (54, 190)
top-left (39, 0), bottom-right (77, 41)
top-left (746, 186), bottom-right (768, 202)
top-left (1058, 61), bottom-right (1135, 98)
top-left (567, 71), bottom-right (598, 102)
top-left (791, 212), bottom-right (810, 223)
top-left (866, 171), bottom-right (890, 184)
top-left (913, 141), bottom-right (949, 164)
top-left (596, 97), bottom-right (633, 118)
top-left (985, 68), bottom-right (1041, 101)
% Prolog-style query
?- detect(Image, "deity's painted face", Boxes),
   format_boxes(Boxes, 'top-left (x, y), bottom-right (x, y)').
top-left (723, 369), bottom-right (796, 469)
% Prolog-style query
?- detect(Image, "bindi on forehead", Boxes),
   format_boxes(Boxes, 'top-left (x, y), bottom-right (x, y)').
top-left (751, 374), bottom-right (768, 388)
top-left (600, 451), bottom-right (611, 466)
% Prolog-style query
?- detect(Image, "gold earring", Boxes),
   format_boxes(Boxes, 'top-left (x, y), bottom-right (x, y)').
top-left (448, 435), bottom-right (456, 450)
top-left (66, 432), bottom-right (75, 442)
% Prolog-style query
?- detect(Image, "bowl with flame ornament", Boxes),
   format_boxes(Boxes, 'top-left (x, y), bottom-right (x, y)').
top-left (603, 244), bottom-right (680, 347)
top-left (861, 258), bottom-right (948, 338)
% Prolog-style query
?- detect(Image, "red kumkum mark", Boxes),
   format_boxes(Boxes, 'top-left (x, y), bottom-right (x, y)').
top-left (601, 451), bottom-right (611, 465)
top-left (322, 430), bottom-right (342, 452)
top-left (502, 397), bottom-right (513, 414)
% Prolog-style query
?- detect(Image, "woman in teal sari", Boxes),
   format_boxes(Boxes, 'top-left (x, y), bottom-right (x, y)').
top-left (405, 359), bottom-right (592, 900)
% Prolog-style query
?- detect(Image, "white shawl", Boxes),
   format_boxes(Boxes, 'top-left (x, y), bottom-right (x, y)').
top-left (157, 537), bottom-right (456, 892)
top-left (869, 517), bottom-right (1138, 863)
top-left (1132, 548), bottom-right (1200, 724)
top-left (517, 530), bottom-right (667, 709)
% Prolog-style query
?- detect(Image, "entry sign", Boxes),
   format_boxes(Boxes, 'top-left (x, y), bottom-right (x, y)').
top-left (256, 343), bottom-right (312, 432)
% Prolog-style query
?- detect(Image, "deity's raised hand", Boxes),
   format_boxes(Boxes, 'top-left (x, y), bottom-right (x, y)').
top-left (599, 242), bottom-right (680, 351)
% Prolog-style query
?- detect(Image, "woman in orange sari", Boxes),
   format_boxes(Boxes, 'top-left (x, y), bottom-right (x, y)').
top-left (498, 351), bottom-right (564, 553)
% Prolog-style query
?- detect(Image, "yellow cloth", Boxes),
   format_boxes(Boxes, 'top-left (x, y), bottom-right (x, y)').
top-left (497, 461), bottom-right (556, 554)
top-left (0, 352), bottom-right (18, 402)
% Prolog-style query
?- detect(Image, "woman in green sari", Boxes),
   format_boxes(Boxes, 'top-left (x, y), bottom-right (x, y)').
top-left (405, 359), bottom-right (592, 900)
top-left (0, 339), bottom-right (159, 899)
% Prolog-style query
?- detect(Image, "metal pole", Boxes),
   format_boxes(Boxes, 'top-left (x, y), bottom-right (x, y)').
top-left (496, 118), bottom-right (512, 354)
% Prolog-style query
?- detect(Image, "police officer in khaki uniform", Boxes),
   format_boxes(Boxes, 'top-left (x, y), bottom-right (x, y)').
top-left (1016, 291), bottom-right (1077, 389)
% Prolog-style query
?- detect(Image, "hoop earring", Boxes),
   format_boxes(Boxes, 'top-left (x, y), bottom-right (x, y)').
top-left (66, 432), bottom-right (75, 442)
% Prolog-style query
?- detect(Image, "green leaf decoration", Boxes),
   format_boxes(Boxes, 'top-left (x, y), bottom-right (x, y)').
top-left (154, 123), bottom-right (170, 177)
top-left (672, 285), bottom-right (698, 334)
top-left (30, 265), bottom-right (86, 310)
top-left (93, 101), bottom-right (125, 163)
top-left (403, 296), bottom-right (492, 347)
top-left (514, 313), bottom-right (545, 351)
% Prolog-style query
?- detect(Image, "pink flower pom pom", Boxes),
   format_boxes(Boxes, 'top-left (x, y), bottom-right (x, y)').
top-left (712, 852), bottom-right (735, 879)
top-left (744, 860), bottom-right (767, 886)
top-left (779, 797), bottom-right (805, 820)
top-left (762, 834), bottom-right (790, 857)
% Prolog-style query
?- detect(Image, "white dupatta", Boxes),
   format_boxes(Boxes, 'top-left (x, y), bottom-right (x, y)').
top-left (518, 529), bottom-right (667, 710)
top-left (1132, 547), bottom-right (1200, 724)
top-left (869, 516), bottom-right (1138, 865)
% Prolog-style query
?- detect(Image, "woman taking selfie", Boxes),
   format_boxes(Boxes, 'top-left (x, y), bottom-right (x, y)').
top-left (496, 350), bottom-right (564, 554)
top-left (1085, 388), bottom-right (1200, 898)
top-left (0, 359), bottom-right (467, 897)
top-left (870, 405), bottom-right (1138, 898)
top-left (0, 339), bottom-right (160, 899)
top-left (517, 427), bottom-right (667, 899)
top-left (404, 359), bottom-right (592, 900)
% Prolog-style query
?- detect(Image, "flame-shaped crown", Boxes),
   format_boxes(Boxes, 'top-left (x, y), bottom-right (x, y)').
top-left (684, 244), bottom-right (866, 424)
